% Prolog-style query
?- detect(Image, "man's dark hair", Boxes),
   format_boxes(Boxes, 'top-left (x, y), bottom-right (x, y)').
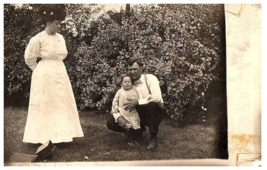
top-left (127, 57), bottom-right (143, 67)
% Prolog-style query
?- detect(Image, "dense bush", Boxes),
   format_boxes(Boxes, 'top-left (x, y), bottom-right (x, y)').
top-left (4, 4), bottom-right (42, 106)
top-left (4, 4), bottom-right (225, 120)
top-left (4, 4), bottom-right (106, 106)
top-left (66, 4), bottom-right (225, 119)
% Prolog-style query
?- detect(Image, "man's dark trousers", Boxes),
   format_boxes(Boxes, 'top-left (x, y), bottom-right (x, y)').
top-left (107, 102), bottom-right (163, 139)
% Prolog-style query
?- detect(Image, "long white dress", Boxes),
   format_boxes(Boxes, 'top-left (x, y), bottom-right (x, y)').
top-left (23, 31), bottom-right (84, 144)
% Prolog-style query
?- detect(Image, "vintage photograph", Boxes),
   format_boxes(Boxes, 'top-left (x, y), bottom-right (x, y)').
top-left (4, 3), bottom-right (228, 164)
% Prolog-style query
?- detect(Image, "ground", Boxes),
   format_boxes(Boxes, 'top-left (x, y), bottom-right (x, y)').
top-left (4, 90), bottom-right (228, 164)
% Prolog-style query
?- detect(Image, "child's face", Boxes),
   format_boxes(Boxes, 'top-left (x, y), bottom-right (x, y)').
top-left (121, 77), bottom-right (132, 90)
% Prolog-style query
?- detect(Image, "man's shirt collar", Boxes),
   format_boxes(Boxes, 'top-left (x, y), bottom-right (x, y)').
top-left (134, 74), bottom-right (144, 86)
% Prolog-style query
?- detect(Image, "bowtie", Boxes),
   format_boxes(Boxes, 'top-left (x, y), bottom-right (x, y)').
top-left (135, 80), bottom-right (143, 86)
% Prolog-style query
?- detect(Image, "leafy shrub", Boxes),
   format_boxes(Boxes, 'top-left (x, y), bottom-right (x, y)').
top-left (4, 4), bottom-right (43, 106)
top-left (4, 4), bottom-right (225, 120)
top-left (67, 4), bottom-right (225, 120)
top-left (4, 4), bottom-right (106, 106)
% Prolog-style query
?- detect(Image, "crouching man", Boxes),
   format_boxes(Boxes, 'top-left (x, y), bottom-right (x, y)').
top-left (107, 57), bottom-right (164, 150)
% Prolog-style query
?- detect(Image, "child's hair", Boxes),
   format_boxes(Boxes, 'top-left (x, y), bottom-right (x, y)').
top-left (117, 74), bottom-right (134, 86)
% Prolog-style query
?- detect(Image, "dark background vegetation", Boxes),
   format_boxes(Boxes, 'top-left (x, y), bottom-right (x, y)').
top-left (4, 4), bottom-right (228, 162)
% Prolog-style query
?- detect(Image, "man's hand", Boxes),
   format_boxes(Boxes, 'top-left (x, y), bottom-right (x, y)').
top-left (117, 116), bottom-right (127, 127)
top-left (123, 98), bottom-right (138, 112)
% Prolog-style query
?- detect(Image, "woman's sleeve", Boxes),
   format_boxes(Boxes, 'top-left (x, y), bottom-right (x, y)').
top-left (57, 35), bottom-right (68, 60)
top-left (24, 36), bottom-right (40, 71)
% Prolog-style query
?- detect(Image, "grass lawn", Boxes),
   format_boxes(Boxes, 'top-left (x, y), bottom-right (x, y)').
top-left (4, 99), bottom-right (228, 163)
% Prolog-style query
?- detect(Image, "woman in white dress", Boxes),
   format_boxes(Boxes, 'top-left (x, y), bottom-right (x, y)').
top-left (23, 4), bottom-right (84, 144)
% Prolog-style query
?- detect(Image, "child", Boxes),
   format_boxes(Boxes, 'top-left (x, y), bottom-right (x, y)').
top-left (111, 74), bottom-right (141, 146)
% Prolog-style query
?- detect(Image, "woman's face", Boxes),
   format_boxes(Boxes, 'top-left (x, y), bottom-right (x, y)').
top-left (48, 20), bottom-right (61, 34)
top-left (121, 77), bottom-right (132, 90)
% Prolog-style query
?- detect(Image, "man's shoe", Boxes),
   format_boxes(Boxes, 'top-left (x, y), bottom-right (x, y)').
top-left (124, 129), bottom-right (132, 143)
top-left (135, 131), bottom-right (143, 142)
top-left (147, 139), bottom-right (157, 150)
top-left (127, 142), bottom-right (135, 148)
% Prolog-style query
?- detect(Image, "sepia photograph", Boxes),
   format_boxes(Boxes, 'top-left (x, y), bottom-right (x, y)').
top-left (3, 2), bottom-right (260, 166)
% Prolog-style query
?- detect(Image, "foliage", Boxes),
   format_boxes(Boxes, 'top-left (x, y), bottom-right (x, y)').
top-left (67, 4), bottom-right (225, 120)
top-left (4, 4), bottom-right (225, 120)
top-left (4, 4), bottom-right (42, 105)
